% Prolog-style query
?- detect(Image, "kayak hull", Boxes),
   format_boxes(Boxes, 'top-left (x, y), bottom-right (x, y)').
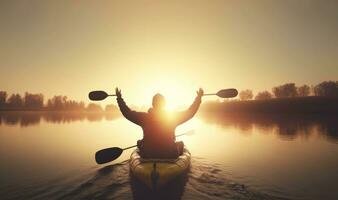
top-left (129, 147), bottom-right (191, 190)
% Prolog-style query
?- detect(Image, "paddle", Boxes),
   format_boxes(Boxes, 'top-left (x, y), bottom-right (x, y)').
top-left (88, 91), bottom-right (116, 101)
top-left (204, 88), bottom-right (238, 98)
top-left (95, 130), bottom-right (195, 164)
top-left (89, 88), bottom-right (238, 101)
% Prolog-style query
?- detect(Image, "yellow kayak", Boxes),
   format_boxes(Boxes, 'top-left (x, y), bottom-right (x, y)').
top-left (129, 147), bottom-right (191, 190)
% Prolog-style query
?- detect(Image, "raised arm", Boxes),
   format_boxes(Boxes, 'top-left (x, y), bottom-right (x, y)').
top-left (175, 88), bottom-right (203, 125)
top-left (115, 88), bottom-right (146, 126)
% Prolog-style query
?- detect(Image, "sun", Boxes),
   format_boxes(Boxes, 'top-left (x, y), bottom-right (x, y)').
top-left (144, 80), bottom-right (194, 111)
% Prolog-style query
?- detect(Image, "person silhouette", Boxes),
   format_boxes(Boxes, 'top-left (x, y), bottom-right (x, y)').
top-left (115, 87), bottom-right (203, 159)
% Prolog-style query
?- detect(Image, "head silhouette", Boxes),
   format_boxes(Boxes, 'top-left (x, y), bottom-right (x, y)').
top-left (152, 93), bottom-right (166, 109)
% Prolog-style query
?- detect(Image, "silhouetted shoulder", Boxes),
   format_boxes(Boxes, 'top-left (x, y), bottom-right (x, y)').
top-left (117, 97), bottom-right (147, 126)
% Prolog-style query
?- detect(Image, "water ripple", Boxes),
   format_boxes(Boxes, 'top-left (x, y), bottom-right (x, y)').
top-left (1, 159), bottom-right (294, 200)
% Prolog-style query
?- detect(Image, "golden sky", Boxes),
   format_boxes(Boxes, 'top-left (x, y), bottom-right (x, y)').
top-left (0, 0), bottom-right (337, 107)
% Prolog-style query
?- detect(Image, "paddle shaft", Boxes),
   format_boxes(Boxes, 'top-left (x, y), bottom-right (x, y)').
top-left (109, 93), bottom-right (223, 98)
top-left (108, 94), bottom-right (216, 97)
top-left (112, 93), bottom-right (216, 97)
top-left (107, 93), bottom-right (217, 97)
top-left (91, 89), bottom-right (234, 100)
top-left (123, 145), bottom-right (137, 150)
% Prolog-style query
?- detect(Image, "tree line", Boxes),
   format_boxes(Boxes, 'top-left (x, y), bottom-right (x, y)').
top-left (0, 92), bottom-right (118, 112)
top-left (239, 81), bottom-right (338, 101)
top-left (1, 80), bottom-right (336, 111)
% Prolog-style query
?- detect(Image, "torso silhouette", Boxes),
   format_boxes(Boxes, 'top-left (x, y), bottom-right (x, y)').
top-left (117, 96), bottom-right (201, 158)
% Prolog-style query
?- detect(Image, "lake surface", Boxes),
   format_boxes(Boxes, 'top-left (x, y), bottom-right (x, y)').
top-left (0, 112), bottom-right (337, 200)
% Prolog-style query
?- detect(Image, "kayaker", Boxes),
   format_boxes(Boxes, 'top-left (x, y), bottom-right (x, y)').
top-left (115, 87), bottom-right (203, 159)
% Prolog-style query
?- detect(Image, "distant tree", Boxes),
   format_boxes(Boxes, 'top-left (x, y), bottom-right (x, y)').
top-left (24, 93), bottom-right (44, 109)
top-left (314, 81), bottom-right (338, 97)
top-left (70, 101), bottom-right (85, 111)
top-left (46, 96), bottom-right (85, 111)
top-left (78, 102), bottom-right (85, 110)
top-left (297, 85), bottom-right (310, 97)
top-left (64, 100), bottom-right (85, 111)
top-left (8, 94), bottom-right (23, 108)
top-left (47, 99), bottom-right (53, 109)
top-left (87, 103), bottom-right (103, 112)
top-left (272, 83), bottom-right (297, 98)
top-left (0, 91), bottom-right (7, 107)
top-left (47, 95), bottom-right (67, 110)
top-left (239, 89), bottom-right (253, 101)
top-left (255, 91), bottom-right (272, 100)
top-left (105, 104), bottom-right (118, 112)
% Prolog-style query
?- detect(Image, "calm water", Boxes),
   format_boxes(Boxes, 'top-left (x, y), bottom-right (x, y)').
top-left (0, 112), bottom-right (337, 200)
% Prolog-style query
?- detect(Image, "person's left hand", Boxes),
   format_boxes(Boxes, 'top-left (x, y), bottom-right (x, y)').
top-left (115, 87), bottom-right (122, 98)
top-left (196, 88), bottom-right (204, 98)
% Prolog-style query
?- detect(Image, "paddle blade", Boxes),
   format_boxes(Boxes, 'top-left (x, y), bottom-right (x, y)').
top-left (95, 147), bottom-right (123, 164)
top-left (89, 91), bottom-right (108, 101)
top-left (217, 89), bottom-right (238, 98)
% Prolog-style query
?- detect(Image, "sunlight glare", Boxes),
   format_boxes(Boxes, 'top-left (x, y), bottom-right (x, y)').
top-left (145, 79), bottom-right (194, 111)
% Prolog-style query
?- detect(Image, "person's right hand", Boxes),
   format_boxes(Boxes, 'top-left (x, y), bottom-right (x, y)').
top-left (115, 87), bottom-right (122, 98)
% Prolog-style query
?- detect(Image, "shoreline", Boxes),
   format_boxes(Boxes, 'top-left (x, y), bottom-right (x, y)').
top-left (1, 96), bottom-right (338, 114)
top-left (201, 96), bottom-right (338, 114)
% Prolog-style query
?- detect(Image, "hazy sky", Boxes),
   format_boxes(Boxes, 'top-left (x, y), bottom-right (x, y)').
top-left (0, 0), bottom-right (337, 107)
